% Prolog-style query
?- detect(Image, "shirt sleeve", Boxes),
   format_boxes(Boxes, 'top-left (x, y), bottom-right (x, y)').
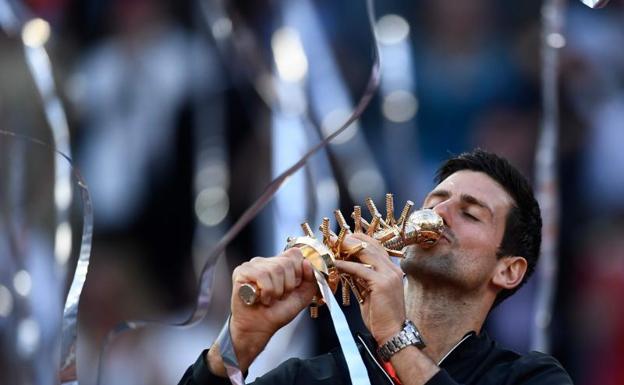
top-left (177, 350), bottom-right (233, 385)
top-left (425, 369), bottom-right (464, 385)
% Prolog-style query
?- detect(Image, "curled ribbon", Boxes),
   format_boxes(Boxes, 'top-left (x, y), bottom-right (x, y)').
top-left (97, 0), bottom-right (380, 384)
top-left (0, 130), bottom-right (94, 385)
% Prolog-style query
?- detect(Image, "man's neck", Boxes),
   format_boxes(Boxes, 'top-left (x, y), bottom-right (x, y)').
top-left (404, 278), bottom-right (491, 364)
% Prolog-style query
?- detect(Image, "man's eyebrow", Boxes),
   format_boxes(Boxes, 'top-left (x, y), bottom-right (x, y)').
top-left (424, 189), bottom-right (450, 203)
top-left (424, 190), bottom-right (494, 218)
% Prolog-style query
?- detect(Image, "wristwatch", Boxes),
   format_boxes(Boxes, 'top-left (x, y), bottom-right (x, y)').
top-left (377, 320), bottom-right (426, 361)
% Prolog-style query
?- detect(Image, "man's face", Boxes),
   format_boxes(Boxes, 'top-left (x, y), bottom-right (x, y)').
top-left (401, 170), bottom-right (514, 292)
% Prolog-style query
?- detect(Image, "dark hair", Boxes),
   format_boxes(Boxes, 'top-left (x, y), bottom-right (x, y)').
top-left (434, 149), bottom-right (542, 307)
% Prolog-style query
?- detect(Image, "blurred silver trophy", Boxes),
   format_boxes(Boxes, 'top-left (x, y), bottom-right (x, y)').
top-left (580, 0), bottom-right (611, 8)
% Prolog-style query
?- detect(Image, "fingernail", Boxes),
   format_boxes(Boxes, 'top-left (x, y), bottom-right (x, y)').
top-left (295, 277), bottom-right (302, 286)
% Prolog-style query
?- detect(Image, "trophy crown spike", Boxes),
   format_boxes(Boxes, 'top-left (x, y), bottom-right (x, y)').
top-left (337, 226), bottom-right (347, 242)
top-left (351, 209), bottom-right (370, 232)
top-left (365, 197), bottom-right (381, 219)
top-left (353, 205), bottom-right (362, 233)
top-left (366, 197), bottom-right (389, 228)
top-left (334, 210), bottom-right (351, 233)
top-left (385, 193), bottom-right (395, 225)
top-left (310, 296), bottom-right (319, 318)
top-left (320, 217), bottom-right (331, 244)
top-left (341, 277), bottom-right (351, 306)
top-left (397, 200), bottom-right (414, 227)
top-left (366, 213), bottom-right (382, 236)
top-left (301, 222), bottom-right (315, 238)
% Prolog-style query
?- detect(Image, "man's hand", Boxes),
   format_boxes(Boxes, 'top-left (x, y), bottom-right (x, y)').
top-left (335, 233), bottom-right (407, 345)
top-left (335, 235), bottom-right (441, 385)
top-left (208, 248), bottom-right (317, 376)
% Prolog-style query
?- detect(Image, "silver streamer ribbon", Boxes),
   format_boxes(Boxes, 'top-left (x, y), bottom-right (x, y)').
top-left (215, 316), bottom-right (245, 385)
top-left (97, 0), bottom-right (380, 383)
top-left (531, 0), bottom-right (564, 353)
top-left (0, 1), bottom-right (88, 382)
top-left (59, 176), bottom-right (93, 385)
top-left (0, 130), bottom-right (94, 384)
top-left (314, 271), bottom-right (371, 385)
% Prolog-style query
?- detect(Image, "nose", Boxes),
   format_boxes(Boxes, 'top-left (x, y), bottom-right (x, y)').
top-left (431, 199), bottom-right (452, 228)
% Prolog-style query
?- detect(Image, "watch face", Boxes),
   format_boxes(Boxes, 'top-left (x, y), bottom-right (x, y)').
top-left (404, 321), bottom-right (425, 348)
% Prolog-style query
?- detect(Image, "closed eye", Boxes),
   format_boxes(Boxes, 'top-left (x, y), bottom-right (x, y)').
top-left (463, 212), bottom-right (479, 221)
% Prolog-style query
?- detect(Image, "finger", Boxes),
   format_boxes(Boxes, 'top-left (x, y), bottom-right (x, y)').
top-left (281, 250), bottom-right (315, 284)
top-left (334, 260), bottom-right (377, 282)
top-left (232, 259), bottom-right (262, 285)
top-left (349, 233), bottom-right (403, 276)
top-left (342, 234), bottom-right (396, 271)
top-left (279, 257), bottom-right (297, 293)
top-left (302, 259), bottom-right (315, 283)
top-left (284, 270), bottom-right (317, 309)
top-left (236, 267), bottom-right (273, 306)
top-left (283, 247), bottom-right (304, 260)
top-left (296, 260), bottom-right (319, 303)
top-left (281, 249), bottom-right (304, 286)
top-left (234, 258), bottom-right (280, 306)
top-left (265, 261), bottom-right (285, 300)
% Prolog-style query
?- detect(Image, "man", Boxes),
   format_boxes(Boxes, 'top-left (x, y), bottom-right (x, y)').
top-left (179, 150), bottom-right (572, 385)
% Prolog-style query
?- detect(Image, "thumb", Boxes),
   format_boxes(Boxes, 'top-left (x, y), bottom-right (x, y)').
top-left (290, 261), bottom-right (317, 304)
top-left (302, 259), bottom-right (316, 283)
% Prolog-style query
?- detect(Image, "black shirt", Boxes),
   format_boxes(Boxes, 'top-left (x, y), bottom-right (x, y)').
top-left (178, 331), bottom-right (572, 385)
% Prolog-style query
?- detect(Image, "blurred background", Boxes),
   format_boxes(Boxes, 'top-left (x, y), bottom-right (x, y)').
top-left (1, 0), bottom-right (623, 384)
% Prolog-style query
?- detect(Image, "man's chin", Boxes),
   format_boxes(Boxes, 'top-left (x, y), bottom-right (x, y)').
top-left (404, 241), bottom-right (449, 258)
top-left (401, 245), bottom-right (454, 273)
top-left (400, 251), bottom-right (463, 289)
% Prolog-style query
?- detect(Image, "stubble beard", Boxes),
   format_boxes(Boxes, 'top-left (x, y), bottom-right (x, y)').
top-left (401, 247), bottom-right (469, 291)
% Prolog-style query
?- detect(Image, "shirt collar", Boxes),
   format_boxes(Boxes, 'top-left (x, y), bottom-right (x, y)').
top-left (438, 331), bottom-right (477, 365)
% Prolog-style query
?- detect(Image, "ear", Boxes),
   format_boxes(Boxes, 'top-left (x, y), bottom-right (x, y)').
top-left (492, 256), bottom-right (527, 290)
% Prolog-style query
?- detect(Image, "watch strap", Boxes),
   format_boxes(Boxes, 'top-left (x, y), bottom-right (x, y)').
top-left (377, 320), bottom-right (426, 361)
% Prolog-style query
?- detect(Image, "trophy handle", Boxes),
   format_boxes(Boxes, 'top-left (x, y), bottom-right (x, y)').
top-left (238, 283), bottom-right (260, 306)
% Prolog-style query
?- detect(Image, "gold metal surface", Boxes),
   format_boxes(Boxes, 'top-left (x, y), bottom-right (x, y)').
top-left (310, 296), bottom-right (319, 318)
top-left (321, 217), bottom-right (331, 244)
top-left (301, 222), bottom-right (315, 238)
top-left (341, 279), bottom-right (351, 306)
top-left (353, 206), bottom-right (362, 233)
top-left (385, 193), bottom-right (395, 225)
top-left (398, 201), bottom-right (414, 230)
top-left (334, 209), bottom-right (350, 232)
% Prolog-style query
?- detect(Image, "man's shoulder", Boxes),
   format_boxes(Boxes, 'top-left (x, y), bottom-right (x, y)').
top-left (490, 349), bottom-right (573, 385)
top-left (446, 333), bottom-right (573, 385)
top-left (248, 352), bottom-right (348, 385)
top-left (514, 351), bottom-right (571, 378)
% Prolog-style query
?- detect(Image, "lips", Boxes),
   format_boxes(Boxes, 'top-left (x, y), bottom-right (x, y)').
top-left (418, 233), bottom-right (450, 250)
top-left (439, 229), bottom-right (455, 245)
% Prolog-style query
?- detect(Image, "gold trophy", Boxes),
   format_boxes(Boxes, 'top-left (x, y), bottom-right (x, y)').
top-left (238, 193), bottom-right (444, 317)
